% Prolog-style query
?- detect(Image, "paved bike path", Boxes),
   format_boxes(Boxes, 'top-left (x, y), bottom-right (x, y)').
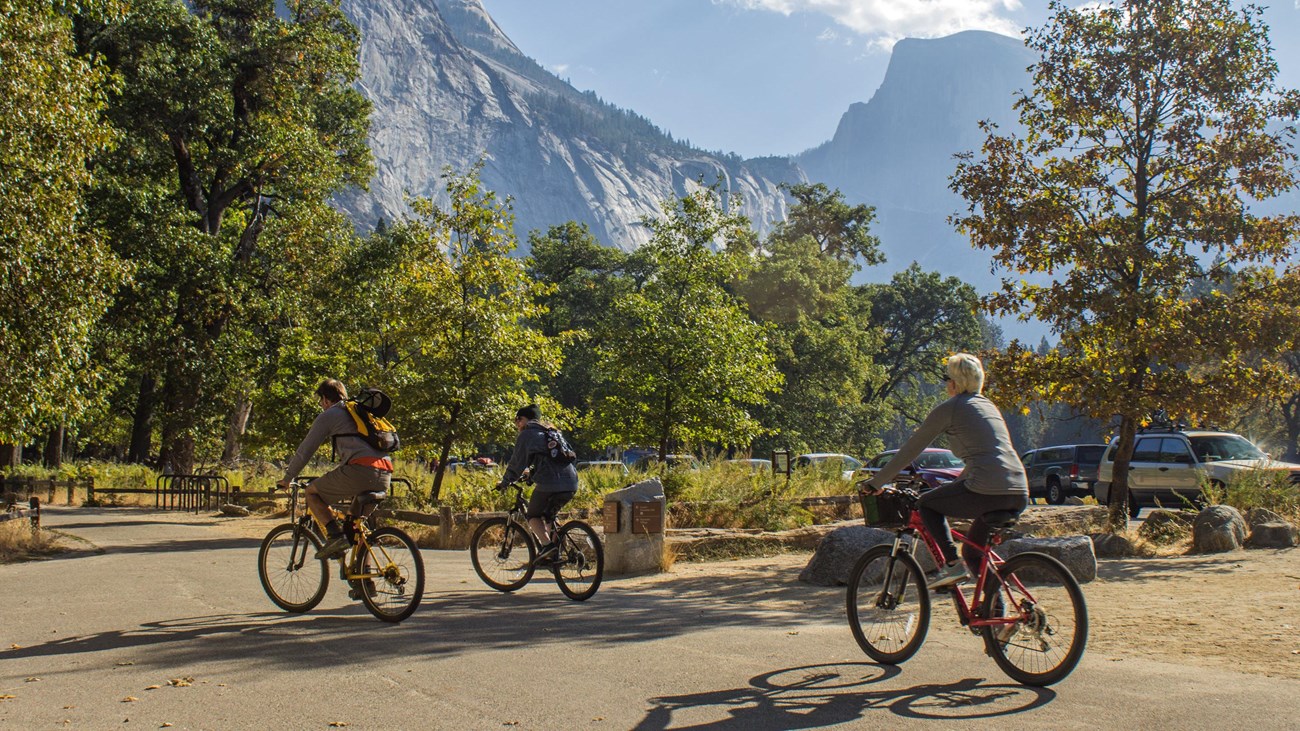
top-left (1, 508), bottom-right (1296, 729)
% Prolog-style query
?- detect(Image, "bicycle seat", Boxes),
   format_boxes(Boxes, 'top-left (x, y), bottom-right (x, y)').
top-left (348, 491), bottom-right (387, 515)
top-left (981, 510), bottom-right (1020, 528)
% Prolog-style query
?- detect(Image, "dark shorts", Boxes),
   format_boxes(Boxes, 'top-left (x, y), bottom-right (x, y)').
top-left (526, 490), bottom-right (575, 520)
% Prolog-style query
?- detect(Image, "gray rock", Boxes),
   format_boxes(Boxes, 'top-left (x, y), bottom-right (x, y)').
top-left (999, 535), bottom-right (1097, 583)
top-left (219, 504), bottom-right (251, 517)
top-left (1064, 496), bottom-right (1086, 506)
top-left (1089, 532), bottom-right (1139, 558)
top-left (1246, 521), bottom-right (1299, 549)
top-left (1245, 507), bottom-right (1287, 529)
top-left (1138, 509), bottom-right (1194, 544)
top-left (798, 526), bottom-right (900, 586)
top-left (604, 478), bottom-right (666, 576)
top-left (1192, 505), bottom-right (1247, 553)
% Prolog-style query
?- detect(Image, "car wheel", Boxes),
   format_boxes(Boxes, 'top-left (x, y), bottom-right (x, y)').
top-left (1127, 490), bottom-right (1141, 519)
top-left (1046, 479), bottom-right (1065, 505)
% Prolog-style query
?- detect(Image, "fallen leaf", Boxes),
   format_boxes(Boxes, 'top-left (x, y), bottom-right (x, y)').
top-left (786, 631), bottom-right (799, 636)
top-left (0, 695), bottom-right (16, 701)
top-left (329, 723), bottom-right (349, 728)
top-left (121, 696), bottom-right (138, 703)
top-left (503, 723), bottom-right (520, 727)
top-left (167, 677), bottom-right (194, 687)
top-left (592, 717), bottom-right (605, 721)
top-left (116, 661), bottom-right (135, 667)
top-left (10, 644), bottom-right (21, 650)
top-left (144, 686), bottom-right (161, 691)
top-left (64, 706), bottom-right (75, 710)
top-left (25, 677), bottom-right (40, 682)
top-left (161, 724), bottom-right (174, 728)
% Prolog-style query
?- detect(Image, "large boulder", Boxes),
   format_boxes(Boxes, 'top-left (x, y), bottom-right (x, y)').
top-left (999, 535), bottom-right (1097, 583)
top-left (1137, 509), bottom-right (1194, 544)
top-left (1089, 532), bottom-right (1141, 558)
top-left (799, 526), bottom-right (902, 586)
top-left (1192, 505), bottom-right (1247, 553)
top-left (1246, 522), bottom-right (1299, 549)
top-left (1244, 507), bottom-right (1288, 529)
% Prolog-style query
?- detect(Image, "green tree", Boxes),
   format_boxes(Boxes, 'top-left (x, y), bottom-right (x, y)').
top-left (587, 187), bottom-right (782, 460)
top-left (383, 170), bottom-right (565, 501)
top-left (0, 0), bottom-right (126, 452)
top-left (864, 264), bottom-right (983, 414)
top-left (950, 0), bottom-right (1300, 528)
top-left (773, 182), bottom-right (884, 266)
top-left (79, 0), bottom-right (373, 472)
top-left (737, 217), bottom-right (886, 456)
top-left (526, 222), bottom-right (633, 447)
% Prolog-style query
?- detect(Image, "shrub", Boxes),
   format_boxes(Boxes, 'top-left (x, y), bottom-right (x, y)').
top-left (1202, 469), bottom-right (1299, 522)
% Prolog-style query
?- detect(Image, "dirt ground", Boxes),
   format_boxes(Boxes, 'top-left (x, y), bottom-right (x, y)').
top-left (33, 509), bottom-right (1300, 681)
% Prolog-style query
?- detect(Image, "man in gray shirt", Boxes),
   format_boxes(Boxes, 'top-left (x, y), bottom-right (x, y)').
top-left (277, 379), bottom-right (393, 559)
top-left (497, 404), bottom-right (579, 564)
top-left (863, 353), bottom-right (1028, 588)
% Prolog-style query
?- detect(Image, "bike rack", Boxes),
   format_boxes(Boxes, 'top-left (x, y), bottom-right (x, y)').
top-left (155, 474), bottom-right (232, 514)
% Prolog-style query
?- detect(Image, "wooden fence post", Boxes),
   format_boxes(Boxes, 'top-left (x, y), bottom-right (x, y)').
top-left (29, 496), bottom-right (39, 529)
top-left (86, 476), bottom-right (95, 505)
top-left (440, 506), bottom-right (453, 549)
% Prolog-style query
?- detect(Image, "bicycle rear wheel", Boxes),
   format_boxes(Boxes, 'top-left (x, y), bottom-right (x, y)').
top-left (258, 523), bottom-right (329, 612)
top-left (470, 517), bottom-right (536, 592)
top-left (980, 552), bottom-right (1088, 686)
top-left (356, 527), bottom-right (425, 623)
top-left (846, 544), bottom-right (930, 664)
top-left (552, 520), bottom-right (604, 601)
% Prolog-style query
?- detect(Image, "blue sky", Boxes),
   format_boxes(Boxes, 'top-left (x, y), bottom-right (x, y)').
top-left (481, 0), bottom-right (1300, 159)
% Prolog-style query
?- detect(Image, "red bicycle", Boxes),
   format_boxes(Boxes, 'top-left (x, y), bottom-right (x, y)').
top-left (846, 481), bottom-right (1087, 686)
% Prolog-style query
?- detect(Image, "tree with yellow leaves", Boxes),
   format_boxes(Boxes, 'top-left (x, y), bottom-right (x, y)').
top-left (951, 0), bottom-right (1300, 529)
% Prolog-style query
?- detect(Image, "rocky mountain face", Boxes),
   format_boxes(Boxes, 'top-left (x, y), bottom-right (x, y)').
top-left (335, 0), bottom-right (801, 248)
top-left (798, 31), bottom-right (1036, 288)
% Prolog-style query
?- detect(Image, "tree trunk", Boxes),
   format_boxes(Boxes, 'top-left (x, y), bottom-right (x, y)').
top-left (0, 444), bottom-right (19, 470)
top-left (220, 395), bottom-right (253, 466)
top-left (1106, 416), bottom-right (1138, 532)
top-left (431, 440), bottom-right (454, 502)
top-left (43, 424), bottom-right (64, 468)
top-left (1281, 393), bottom-right (1300, 463)
top-left (128, 373), bottom-right (158, 463)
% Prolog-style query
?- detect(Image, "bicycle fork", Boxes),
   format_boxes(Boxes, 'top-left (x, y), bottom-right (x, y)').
top-left (877, 536), bottom-right (919, 610)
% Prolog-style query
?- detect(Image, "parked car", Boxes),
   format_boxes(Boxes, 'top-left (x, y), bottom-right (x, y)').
top-left (620, 446), bottom-right (658, 467)
top-left (862, 448), bottom-right (965, 489)
top-left (1019, 444), bottom-right (1108, 505)
top-left (630, 454), bottom-right (702, 471)
top-left (576, 460), bottom-right (629, 475)
top-left (722, 458), bottom-right (773, 472)
top-left (1095, 428), bottom-right (1300, 518)
top-left (794, 453), bottom-right (863, 481)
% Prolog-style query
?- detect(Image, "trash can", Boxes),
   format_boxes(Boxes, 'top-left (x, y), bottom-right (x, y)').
top-left (603, 477), bottom-right (666, 575)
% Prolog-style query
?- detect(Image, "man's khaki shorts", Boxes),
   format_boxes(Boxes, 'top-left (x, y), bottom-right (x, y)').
top-left (310, 464), bottom-right (392, 504)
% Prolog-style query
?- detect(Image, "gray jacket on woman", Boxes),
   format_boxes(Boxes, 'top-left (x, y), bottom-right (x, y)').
top-left (501, 421), bottom-right (579, 493)
top-left (868, 393), bottom-right (1028, 496)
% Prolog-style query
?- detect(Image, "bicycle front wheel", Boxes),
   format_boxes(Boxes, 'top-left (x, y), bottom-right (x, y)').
top-left (552, 521), bottom-right (604, 601)
top-left (846, 544), bottom-right (930, 664)
top-left (356, 527), bottom-right (425, 623)
top-left (258, 523), bottom-right (329, 613)
top-left (470, 517), bottom-right (535, 592)
top-left (980, 552), bottom-right (1088, 686)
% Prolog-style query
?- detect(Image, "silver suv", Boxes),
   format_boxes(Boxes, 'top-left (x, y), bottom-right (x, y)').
top-left (1095, 429), bottom-right (1300, 517)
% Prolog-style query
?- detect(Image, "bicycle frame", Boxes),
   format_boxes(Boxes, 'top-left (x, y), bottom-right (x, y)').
top-left (888, 505), bottom-right (1027, 632)
top-left (285, 479), bottom-right (403, 584)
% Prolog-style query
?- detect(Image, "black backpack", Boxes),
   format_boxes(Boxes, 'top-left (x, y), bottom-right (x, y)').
top-left (339, 388), bottom-right (400, 453)
top-left (540, 426), bottom-right (577, 467)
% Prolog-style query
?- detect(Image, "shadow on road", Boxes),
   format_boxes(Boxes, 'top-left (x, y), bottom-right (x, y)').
top-left (1096, 555), bottom-right (1246, 584)
top-left (6, 566), bottom-right (848, 673)
top-left (634, 662), bottom-right (1055, 729)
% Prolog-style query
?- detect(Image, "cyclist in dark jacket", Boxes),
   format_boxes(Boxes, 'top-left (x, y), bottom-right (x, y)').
top-left (497, 404), bottom-right (579, 564)
top-left (862, 353), bottom-right (1028, 589)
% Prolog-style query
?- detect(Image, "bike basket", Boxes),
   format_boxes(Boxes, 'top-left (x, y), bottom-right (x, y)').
top-left (859, 491), bottom-right (911, 526)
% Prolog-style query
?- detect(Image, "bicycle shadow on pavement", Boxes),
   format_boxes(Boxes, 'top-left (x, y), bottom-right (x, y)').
top-left (1095, 554), bottom-right (1252, 584)
top-left (634, 662), bottom-right (1055, 729)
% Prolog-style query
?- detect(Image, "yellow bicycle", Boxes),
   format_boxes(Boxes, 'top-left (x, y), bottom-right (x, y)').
top-left (257, 478), bottom-right (425, 622)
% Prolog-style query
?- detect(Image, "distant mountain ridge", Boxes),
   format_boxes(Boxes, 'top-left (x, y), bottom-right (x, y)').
top-left (335, 0), bottom-right (801, 248)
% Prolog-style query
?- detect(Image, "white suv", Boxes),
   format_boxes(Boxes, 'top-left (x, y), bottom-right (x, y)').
top-left (1095, 429), bottom-right (1300, 517)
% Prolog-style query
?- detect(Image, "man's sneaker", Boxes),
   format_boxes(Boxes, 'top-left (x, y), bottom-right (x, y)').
top-left (533, 542), bottom-right (558, 568)
top-left (928, 561), bottom-right (971, 590)
top-left (348, 579), bottom-right (377, 601)
top-left (315, 533), bottom-right (351, 560)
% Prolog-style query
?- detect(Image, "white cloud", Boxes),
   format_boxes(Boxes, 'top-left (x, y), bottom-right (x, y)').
top-left (719, 0), bottom-right (1024, 47)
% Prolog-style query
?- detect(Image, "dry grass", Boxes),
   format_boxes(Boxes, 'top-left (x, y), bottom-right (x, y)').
top-left (0, 520), bottom-right (66, 562)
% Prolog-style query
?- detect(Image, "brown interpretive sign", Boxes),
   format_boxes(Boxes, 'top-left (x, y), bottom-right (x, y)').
top-left (603, 500), bottom-right (621, 534)
top-left (631, 501), bottom-right (664, 534)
